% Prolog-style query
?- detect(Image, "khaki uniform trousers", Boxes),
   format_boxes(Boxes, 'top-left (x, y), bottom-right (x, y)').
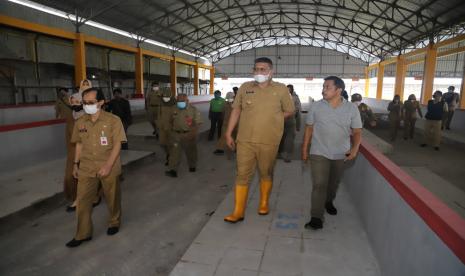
top-left (309, 154), bottom-right (345, 220)
top-left (64, 120), bottom-right (77, 201)
top-left (235, 142), bottom-right (279, 185)
top-left (168, 132), bottom-right (198, 171)
top-left (403, 118), bottom-right (417, 139)
top-left (147, 107), bottom-right (158, 131)
top-left (75, 173), bottom-right (121, 240)
top-left (424, 120), bottom-right (442, 147)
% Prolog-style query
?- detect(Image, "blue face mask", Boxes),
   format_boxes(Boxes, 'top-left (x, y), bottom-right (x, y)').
top-left (177, 101), bottom-right (187, 109)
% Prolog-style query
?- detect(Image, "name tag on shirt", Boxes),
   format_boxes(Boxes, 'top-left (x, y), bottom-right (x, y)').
top-left (100, 136), bottom-right (108, 146)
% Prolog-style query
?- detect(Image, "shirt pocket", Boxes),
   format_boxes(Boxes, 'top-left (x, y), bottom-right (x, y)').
top-left (242, 93), bottom-right (256, 110)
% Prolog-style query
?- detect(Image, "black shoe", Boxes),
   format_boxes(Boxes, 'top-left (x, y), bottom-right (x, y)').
top-left (420, 144), bottom-right (427, 147)
top-left (92, 197), bottom-right (101, 207)
top-left (446, 127), bottom-right (451, 130)
top-left (325, 202), bottom-right (338, 215)
top-left (304, 217), bottom-right (323, 230)
top-left (213, 149), bottom-right (224, 155)
top-left (152, 131), bottom-right (157, 135)
top-left (165, 170), bottom-right (177, 177)
top-left (434, 146), bottom-right (440, 151)
top-left (66, 237), bottom-right (92, 248)
top-left (189, 167), bottom-right (196, 172)
top-left (66, 205), bottom-right (76, 212)
top-left (107, 226), bottom-right (119, 236)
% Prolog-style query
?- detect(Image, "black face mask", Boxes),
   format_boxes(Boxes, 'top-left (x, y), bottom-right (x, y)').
top-left (71, 105), bottom-right (83, 112)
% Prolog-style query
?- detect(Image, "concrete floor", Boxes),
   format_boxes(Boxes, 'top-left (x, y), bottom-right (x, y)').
top-left (170, 160), bottom-right (380, 276)
top-left (369, 122), bottom-right (465, 217)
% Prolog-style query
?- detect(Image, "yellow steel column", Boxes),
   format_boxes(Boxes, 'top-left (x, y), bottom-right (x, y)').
top-left (364, 67), bottom-right (370, 97)
top-left (394, 56), bottom-right (406, 100)
top-left (135, 47), bottom-right (144, 98)
top-left (460, 70), bottom-right (465, 109)
top-left (421, 44), bottom-right (438, 105)
top-left (376, 63), bottom-right (385, 100)
top-left (74, 33), bottom-right (86, 86)
top-left (209, 66), bottom-right (215, 95)
top-left (170, 57), bottom-right (177, 96)
top-left (194, 62), bottom-right (199, 96)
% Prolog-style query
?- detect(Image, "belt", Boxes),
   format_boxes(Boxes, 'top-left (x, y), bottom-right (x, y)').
top-left (175, 130), bottom-right (189, 133)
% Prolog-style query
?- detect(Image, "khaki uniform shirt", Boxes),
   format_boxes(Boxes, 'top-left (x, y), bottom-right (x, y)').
top-left (55, 97), bottom-right (74, 122)
top-left (147, 90), bottom-right (162, 118)
top-left (171, 104), bottom-right (202, 132)
top-left (403, 100), bottom-right (422, 119)
top-left (158, 102), bottom-right (176, 131)
top-left (71, 111), bottom-right (127, 177)
top-left (233, 80), bottom-right (295, 145)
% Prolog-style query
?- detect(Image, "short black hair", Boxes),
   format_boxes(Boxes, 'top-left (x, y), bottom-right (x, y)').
top-left (82, 87), bottom-right (105, 101)
top-left (287, 84), bottom-right (294, 89)
top-left (254, 57), bottom-right (273, 68)
top-left (214, 90), bottom-right (221, 95)
top-left (113, 88), bottom-right (122, 95)
top-left (57, 87), bottom-right (68, 95)
top-left (433, 90), bottom-right (442, 97)
top-left (232, 87), bottom-right (238, 91)
top-left (324, 76), bottom-right (345, 91)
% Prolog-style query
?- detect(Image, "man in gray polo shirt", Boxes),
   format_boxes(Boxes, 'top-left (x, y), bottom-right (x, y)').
top-left (301, 76), bottom-right (362, 230)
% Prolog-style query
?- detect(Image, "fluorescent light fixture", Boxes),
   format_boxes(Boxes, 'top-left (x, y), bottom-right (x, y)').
top-left (7, 0), bottom-right (209, 62)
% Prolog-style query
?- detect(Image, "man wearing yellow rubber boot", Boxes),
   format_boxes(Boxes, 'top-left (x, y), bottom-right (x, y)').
top-left (224, 57), bottom-right (295, 223)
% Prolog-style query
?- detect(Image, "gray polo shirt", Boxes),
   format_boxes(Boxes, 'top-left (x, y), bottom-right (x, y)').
top-left (306, 98), bottom-right (362, 160)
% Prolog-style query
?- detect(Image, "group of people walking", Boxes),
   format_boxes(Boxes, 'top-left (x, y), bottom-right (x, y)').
top-left (56, 55), bottom-right (461, 248)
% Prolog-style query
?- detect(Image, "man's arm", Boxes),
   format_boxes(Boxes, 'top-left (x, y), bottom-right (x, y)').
top-left (284, 111), bottom-right (294, 118)
top-left (72, 142), bottom-right (82, 179)
top-left (98, 142), bottom-right (121, 178)
top-left (345, 128), bottom-right (362, 161)
top-left (225, 107), bottom-right (241, 149)
top-left (301, 125), bottom-right (313, 161)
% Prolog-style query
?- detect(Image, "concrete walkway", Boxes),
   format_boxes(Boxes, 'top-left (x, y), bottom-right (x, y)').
top-left (170, 160), bottom-right (380, 276)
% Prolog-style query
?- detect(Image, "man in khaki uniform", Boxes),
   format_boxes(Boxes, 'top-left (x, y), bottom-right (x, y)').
top-left (165, 94), bottom-right (202, 178)
top-left (146, 82), bottom-right (162, 137)
top-left (157, 88), bottom-right (176, 165)
top-left (224, 57), bottom-right (295, 223)
top-left (66, 88), bottom-right (127, 248)
top-left (55, 87), bottom-right (78, 211)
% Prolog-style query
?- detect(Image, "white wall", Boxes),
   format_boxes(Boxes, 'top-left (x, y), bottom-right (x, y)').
top-left (344, 152), bottom-right (465, 276)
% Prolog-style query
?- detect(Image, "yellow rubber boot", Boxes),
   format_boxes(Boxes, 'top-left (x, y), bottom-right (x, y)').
top-left (258, 180), bottom-right (272, 215)
top-left (224, 185), bottom-right (249, 223)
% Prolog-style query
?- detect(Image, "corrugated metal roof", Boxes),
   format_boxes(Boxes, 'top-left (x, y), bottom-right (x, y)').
top-left (31, 0), bottom-right (465, 62)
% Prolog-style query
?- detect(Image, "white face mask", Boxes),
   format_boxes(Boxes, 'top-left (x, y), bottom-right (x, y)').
top-left (83, 104), bottom-right (99, 114)
top-left (152, 87), bottom-right (159, 91)
top-left (162, 97), bottom-right (171, 102)
top-left (254, 74), bottom-right (270, 83)
top-left (354, 101), bottom-right (361, 106)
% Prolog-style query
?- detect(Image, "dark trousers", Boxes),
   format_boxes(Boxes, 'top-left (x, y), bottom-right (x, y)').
top-left (309, 155), bottom-right (345, 220)
top-left (209, 112), bottom-right (224, 140)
